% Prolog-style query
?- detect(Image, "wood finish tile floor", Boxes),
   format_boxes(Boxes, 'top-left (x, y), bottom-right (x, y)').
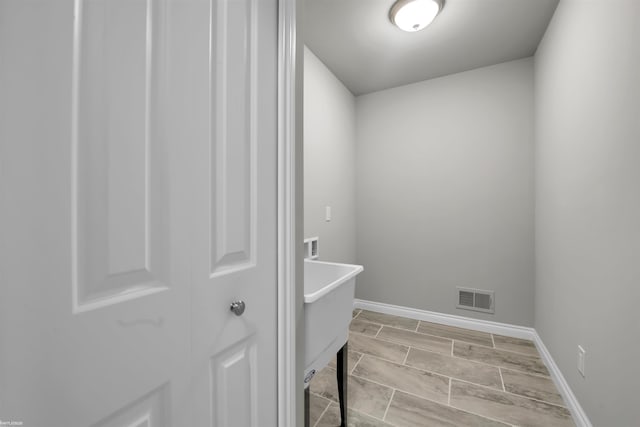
top-left (309, 309), bottom-right (574, 427)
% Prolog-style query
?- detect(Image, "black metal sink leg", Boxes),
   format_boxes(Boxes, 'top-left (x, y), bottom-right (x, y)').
top-left (337, 342), bottom-right (348, 427)
top-left (304, 385), bottom-right (310, 427)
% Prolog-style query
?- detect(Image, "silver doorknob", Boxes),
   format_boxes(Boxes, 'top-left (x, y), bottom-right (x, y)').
top-left (230, 300), bottom-right (246, 316)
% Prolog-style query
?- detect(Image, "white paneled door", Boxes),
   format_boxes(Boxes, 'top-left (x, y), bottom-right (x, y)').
top-left (0, 0), bottom-right (278, 426)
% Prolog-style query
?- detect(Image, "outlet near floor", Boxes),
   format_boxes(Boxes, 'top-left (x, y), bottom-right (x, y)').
top-left (577, 345), bottom-right (586, 377)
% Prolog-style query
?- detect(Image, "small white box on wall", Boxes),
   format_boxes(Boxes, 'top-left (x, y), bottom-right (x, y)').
top-left (304, 237), bottom-right (319, 259)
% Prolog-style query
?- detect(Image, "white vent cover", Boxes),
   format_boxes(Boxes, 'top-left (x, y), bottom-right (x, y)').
top-left (456, 287), bottom-right (494, 314)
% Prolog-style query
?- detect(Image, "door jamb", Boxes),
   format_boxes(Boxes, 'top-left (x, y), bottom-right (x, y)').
top-left (277, 0), bottom-right (303, 425)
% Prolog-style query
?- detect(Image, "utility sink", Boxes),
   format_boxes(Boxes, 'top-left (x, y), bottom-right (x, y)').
top-left (304, 260), bottom-right (363, 386)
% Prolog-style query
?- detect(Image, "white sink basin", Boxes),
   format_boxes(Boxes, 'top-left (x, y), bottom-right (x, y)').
top-left (304, 260), bottom-right (363, 386)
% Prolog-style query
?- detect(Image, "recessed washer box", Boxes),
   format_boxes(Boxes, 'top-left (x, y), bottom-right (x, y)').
top-left (303, 237), bottom-right (319, 259)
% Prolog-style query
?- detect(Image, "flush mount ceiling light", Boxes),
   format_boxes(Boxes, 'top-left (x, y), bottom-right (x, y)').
top-left (389, 0), bottom-right (444, 32)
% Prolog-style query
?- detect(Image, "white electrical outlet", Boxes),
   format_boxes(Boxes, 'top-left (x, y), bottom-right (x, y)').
top-left (577, 345), bottom-right (586, 377)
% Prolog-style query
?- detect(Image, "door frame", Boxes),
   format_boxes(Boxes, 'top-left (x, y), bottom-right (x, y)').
top-left (277, 0), bottom-right (303, 425)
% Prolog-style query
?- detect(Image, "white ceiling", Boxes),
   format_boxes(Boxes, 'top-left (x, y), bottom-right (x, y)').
top-left (304, 0), bottom-right (559, 95)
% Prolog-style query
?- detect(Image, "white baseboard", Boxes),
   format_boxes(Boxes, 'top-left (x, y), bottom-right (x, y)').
top-left (354, 299), bottom-right (536, 340)
top-left (353, 298), bottom-right (592, 427)
top-left (532, 332), bottom-right (593, 427)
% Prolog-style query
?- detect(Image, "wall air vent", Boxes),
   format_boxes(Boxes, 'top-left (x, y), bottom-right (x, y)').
top-left (456, 287), bottom-right (495, 314)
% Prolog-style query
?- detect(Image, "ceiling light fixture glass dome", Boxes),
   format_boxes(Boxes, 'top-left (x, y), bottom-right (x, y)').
top-left (390, 0), bottom-right (444, 32)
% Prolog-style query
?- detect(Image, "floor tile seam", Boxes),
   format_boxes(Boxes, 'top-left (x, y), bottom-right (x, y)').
top-left (416, 320), bottom-right (494, 335)
top-left (449, 377), bottom-right (571, 410)
top-left (453, 338), bottom-right (536, 355)
top-left (487, 337), bottom-right (541, 358)
top-left (373, 338), bottom-right (448, 357)
top-left (310, 390), bottom-right (331, 400)
top-left (351, 319), bottom-right (563, 415)
top-left (370, 346), bottom-right (548, 396)
top-left (418, 329), bottom-right (494, 347)
top-left (310, 390), bottom-right (338, 405)
top-left (346, 403), bottom-right (400, 427)
top-left (320, 401), bottom-right (397, 427)
top-left (357, 352), bottom-right (516, 394)
top-left (357, 313), bottom-right (418, 332)
top-left (364, 380), bottom-right (451, 410)
top-left (417, 331), bottom-right (529, 357)
top-left (312, 398), bottom-right (332, 427)
top-left (404, 345), bottom-right (509, 376)
top-left (350, 328), bottom-right (409, 348)
top-left (382, 384), bottom-right (515, 427)
top-left (350, 373), bottom-right (505, 424)
top-left (450, 349), bottom-right (550, 377)
top-left (350, 329), bottom-right (383, 340)
top-left (373, 322), bottom-right (384, 338)
top-left (370, 332), bottom-right (453, 355)
top-left (450, 397), bottom-right (571, 427)
top-left (499, 365), bottom-right (561, 381)
top-left (349, 371), bottom-right (397, 393)
top-left (379, 324), bottom-right (455, 344)
top-left (447, 402), bottom-right (518, 427)
top-left (350, 353), bottom-right (364, 375)
top-left (356, 350), bottom-right (411, 367)
top-left (354, 353), bottom-right (451, 383)
top-left (453, 338), bottom-right (504, 352)
top-left (350, 327), bottom-right (382, 338)
top-left (352, 309), bottom-right (362, 320)
top-left (492, 346), bottom-right (542, 359)
top-left (351, 317), bottom-right (383, 329)
top-left (499, 367), bottom-right (506, 392)
top-left (381, 388), bottom-right (396, 422)
top-left (450, 347), bottom-right (523, 368)
top-left (374, 323), bottom-right (420, 334)
top-left (363, 312), bottom-right (534, 352)
top-left (364, 318), bottom-right (420, 332)
top-left (316, 381), bottom-right (398, 426)
top-left (419, 320), bottom-right (493, 337)
top-left (349, 371), bottom-right (450, 408)
top-left (351, 330), bottom-right (422, 354)
top-left (397, 360), bottom-right (506, 393)
top-left (447, 377), bottom-right (452, 405)
top-left (407, 346), bottom-right (510, 379)
top-left (373, 323), bottom-right (383, 336)
top-left (401, 345), bottom-right (410, 365)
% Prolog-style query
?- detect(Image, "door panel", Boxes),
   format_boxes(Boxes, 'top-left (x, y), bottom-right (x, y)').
top-left (190, 0), bottom-right (278, 425)
top-left (0, 0), bottom-right (278, 425)
top-left (0, 1), bottom-right (191, 425)
top-left (210, 0), bottom-right (256, 276)
top-left (92, 384), bottom-right (170, 427)
top-left (210, 336), bottom-right (258, 426)
top-left (73, 0), bottom-right (170, 310)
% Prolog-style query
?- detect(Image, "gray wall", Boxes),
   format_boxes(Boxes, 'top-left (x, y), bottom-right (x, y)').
top-left (356, 59), bottom-right (535, 326)
top-left (304, 46), bottom-right (356, 263)
top-left (534, 0), bottom-right (640, 424)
